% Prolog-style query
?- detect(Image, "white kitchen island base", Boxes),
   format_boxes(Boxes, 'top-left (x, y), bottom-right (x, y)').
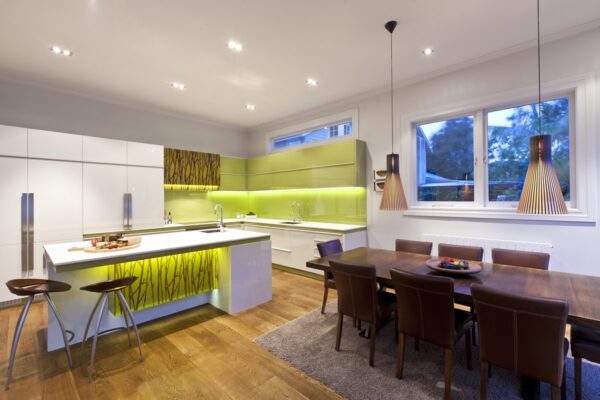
top-left (44, 230), bottom-right (272, 352)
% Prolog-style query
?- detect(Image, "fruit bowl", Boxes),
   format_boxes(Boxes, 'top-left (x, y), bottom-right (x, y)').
top-left (425, 257), bottom-right (482, 275)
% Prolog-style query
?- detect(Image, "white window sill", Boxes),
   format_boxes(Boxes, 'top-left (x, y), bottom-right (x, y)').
top-left (403, 206), bottom-right (595, 223)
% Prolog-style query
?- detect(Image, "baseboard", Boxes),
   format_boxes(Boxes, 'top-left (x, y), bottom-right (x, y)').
top-left (272, 264), bottom-right (321, 281)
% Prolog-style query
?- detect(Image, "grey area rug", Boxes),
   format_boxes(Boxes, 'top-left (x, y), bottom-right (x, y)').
top-left (255, 302), bottom-right (600, 399)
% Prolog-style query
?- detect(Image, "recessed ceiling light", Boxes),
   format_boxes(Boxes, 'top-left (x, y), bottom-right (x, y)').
top-left (306, 78), bottom-right (318, 87)
top-left (227, 40), bottom-right (243, 52)
top-left (50, 45), bottom-right (73, 57)
top-left (422, 47), bottom-right (434, 56)
top-left (245, 104), bottom-right (256, 111)
top-left (170, 82), bottom-right (186, 90)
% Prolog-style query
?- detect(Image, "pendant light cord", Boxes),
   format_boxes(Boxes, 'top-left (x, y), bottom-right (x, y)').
top-left (389, 28), bottom-right (394, 153)
top-left (537, 0), bottom-right (542, 136)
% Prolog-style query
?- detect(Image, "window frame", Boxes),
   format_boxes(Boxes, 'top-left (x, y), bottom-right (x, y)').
top-left (399, 75), bottom-right (596, 222)
top-left (267, 109), bottom-right (359, 153)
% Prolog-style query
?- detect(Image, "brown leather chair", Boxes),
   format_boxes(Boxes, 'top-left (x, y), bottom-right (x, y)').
top-left (395, 239), bottom-right (432, 255)
top-left (571, 324), bottom-right (600, 399)
top-left (390, 269), bottom-right (473, 400)
top-left (438, 243), bottom-right (484, 262)
top-left (471, 284), bottom-right (569, 400)
top-left (329, 260), bottom-right (396, 367)
top-left (491, 248), bottom-right (550, 270)
top-left (317, 240), bottom-right (343, 314)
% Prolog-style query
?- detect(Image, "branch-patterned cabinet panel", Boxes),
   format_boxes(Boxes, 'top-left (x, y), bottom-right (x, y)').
top-left (164, 148), bottom-right (220, 190)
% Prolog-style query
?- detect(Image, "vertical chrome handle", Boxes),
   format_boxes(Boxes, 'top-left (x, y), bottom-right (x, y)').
top-left (21, 193), bottom-right (28, 274)
top-left (28, 193), bottom-right (34, 274)
top-left (128, 193), bottom-right (133, 229)
top-left (123, 193), bottom-right (133, 230)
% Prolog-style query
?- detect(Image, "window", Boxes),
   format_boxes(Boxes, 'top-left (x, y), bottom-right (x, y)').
top-left (272, 121), bottom-right (352, 151)
top-left (412, 95), bottom-right (573, 207)
top-left (416, 116), bottom-right (474, 202)
top-left (487, 97), bottom-right (570, 202)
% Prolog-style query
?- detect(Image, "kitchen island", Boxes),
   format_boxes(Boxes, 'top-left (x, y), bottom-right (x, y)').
top-left (43, 229), bottom-right (271, 351)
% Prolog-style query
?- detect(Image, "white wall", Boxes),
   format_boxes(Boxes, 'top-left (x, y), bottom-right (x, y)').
top-left (249, 27), bottom-right (600, 276)
top-left (0, 77), bottom-right (248, 157)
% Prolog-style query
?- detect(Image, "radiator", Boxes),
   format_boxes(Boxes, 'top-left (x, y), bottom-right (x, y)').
top-left (421, 233), bottom-right (553, 263)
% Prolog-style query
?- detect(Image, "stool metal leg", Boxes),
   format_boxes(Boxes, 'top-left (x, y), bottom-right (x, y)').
top-left (6, 295), bottom-right (34, 390)
top-left (80, 292), bottom-right (104, 363)
top-left (88, 293), bottom-right (108, 382)
top-left (44, 293), bottom-right (73, 369)
top-left (116, 292), bottom-right (132, 346)
top-left (116, 290), bottom-right (143, 362)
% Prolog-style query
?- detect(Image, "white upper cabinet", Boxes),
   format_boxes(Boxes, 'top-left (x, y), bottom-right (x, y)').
top-left (83, 136), bottom-right (127, 164)
top-left (127, 142), bottom-right (164, 167)
top-left (0, 125), bottom-right (27, 157)
top-left (127, 166), bottom-right (164, 229)
top-left (83, 163), bottom-right (128, 233)
top-left (28, 129), bottom-right (82, 161)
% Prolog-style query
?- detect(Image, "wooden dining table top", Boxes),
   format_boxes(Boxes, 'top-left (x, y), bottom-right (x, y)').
top-left (306, 247), bottom-right (600, 329)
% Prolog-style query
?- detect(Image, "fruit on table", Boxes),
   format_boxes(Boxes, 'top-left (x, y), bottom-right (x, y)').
top-left (438, 257), bottom-right (470, 270)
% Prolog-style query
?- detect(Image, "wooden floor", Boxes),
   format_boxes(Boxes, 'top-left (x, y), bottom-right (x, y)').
top-left (0, 269), bottom-right (341, 400)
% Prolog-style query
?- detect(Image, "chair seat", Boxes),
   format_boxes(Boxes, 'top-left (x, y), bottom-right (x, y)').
top-left (454, 309), bottom-right (473, 340)
top-left (6, 279), bottom-right (71, 296)
top-left (80, 277), bottom-right (138, 293)
top-left (571, 325), bottom-right (600, 363)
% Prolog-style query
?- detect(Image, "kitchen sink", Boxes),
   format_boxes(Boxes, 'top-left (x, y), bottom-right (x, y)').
top-left (280, 221), bottom-right (302, 225)
top-left (199, 228), bottom-right (225, 233)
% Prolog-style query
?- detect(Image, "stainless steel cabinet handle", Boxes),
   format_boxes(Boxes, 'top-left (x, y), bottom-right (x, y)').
top-left (28, 193), bottom-right (34, 274)
top-left (21, 193), bottom-right (28, 274)
top-left (123, 193), bottom-right (133, 230)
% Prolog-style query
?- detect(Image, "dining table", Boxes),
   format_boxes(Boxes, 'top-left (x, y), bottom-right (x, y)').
top-left (306, 246), bottom-right (600, 330)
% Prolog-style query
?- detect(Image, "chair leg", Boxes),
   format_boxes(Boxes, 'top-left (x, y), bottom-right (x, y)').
top-left (414, 338), bottom-right (420, 351)
top-left (551, 385), bottom-right (560, 400)
top-left (444, 349), bottom-right (452, 400)
top-left (470, 305), bottom-right (477, 346)
top-left (116, 292), bottom-right (132, 346)
top-left (394, 310), bottom-right (399, 344)
top-left (88, 293), bottom-right (109, 382)
top-left (321, 284), bottom-right (328, 314)
top-left (396, 332), bottom-right (406, 379)
top-left (561, 363), bottom-right (567, 400)
top-left (369, 322), bottom-right (376, 367)
top-left (465, 329), bottom-right (472, 370)
top-left (480, 361), bottom-right (488, 400)
top-left (81, 293), bottom-right (104, 363)
top-left (574, 356), bottom-right (582, 400)
top-left (116, 291), bottom-right (143, 362)
top-left (335, 313), bottom-right (343, 351)
top-left (44, 293), bottom-right (73, 368)
top-left (5, 295), bottom-right (33, 390)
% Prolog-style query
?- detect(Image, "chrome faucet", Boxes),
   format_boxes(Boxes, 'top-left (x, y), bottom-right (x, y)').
top-left (214, 203), bottom-right (224, 232)
top-left (290, 201), bottom-right (302, 223)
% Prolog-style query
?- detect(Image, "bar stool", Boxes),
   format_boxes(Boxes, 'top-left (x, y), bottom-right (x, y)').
top-left (5, 278), bottom-right (73, 389)
top-left (80, 276), bottom-right (143, 382)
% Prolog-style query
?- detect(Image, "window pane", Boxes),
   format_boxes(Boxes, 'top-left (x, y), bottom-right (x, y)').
top-left (416, 116), bottom-right (474, 201)
top-left (273, 121), bottom-right (352, 150)
top-left (487, 97), bottom-right (570, 202)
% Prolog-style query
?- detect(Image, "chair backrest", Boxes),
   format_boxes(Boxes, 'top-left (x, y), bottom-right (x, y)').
top-left (395, 239), bottom-right (432, 255)
top-left (438, 243), bottom-right (483, 261)
top-left (317, 239), bottom-right (343, 257)
top-left (491, 248), bottom-right (550, 270)
top-left (329, 260), bottom-right (378, 323)
top-left (390, 269), bottom-right (456, 349)
top-left (471, 284), bottom-right (568, 386)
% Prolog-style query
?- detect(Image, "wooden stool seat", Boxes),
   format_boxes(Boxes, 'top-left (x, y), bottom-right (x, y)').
top-left (80, 276), bottom-right (137, 293)
top-left (6, 278), bottom-right (71, 296)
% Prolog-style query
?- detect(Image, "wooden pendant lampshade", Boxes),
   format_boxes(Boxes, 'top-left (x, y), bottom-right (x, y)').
top-left (517, 0), bottom-right (567, 214)
top-left (379, 20), bottom-right (407, 211)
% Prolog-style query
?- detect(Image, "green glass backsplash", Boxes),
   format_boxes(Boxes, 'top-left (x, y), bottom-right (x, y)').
top-left (164, 187), bottom-right (366, 225)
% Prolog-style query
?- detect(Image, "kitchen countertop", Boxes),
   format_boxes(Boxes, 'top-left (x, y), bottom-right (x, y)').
top-left (227, 218), bottom-right (366, 233)
top-left (46, 229), bottom-right (270, 272)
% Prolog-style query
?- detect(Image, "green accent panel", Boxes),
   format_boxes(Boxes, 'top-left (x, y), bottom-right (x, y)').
top-left (108, 248), bottom-right (222, 315)
top-left (248, 187), bottom-right (366, 224)
top-left (220, 174), bottom-right (247, 191)
top-left (164, 191), bottom-right (249, 223)
top-left (220, 157), bottom-right (247, 190)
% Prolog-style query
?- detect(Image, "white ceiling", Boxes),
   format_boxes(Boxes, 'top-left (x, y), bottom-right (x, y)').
top-left (1, 0), bottom-right (599, 129)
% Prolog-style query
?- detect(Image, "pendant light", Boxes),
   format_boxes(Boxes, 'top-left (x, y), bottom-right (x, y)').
top-left (517, 0), bottom-right (567, 214)
top-left (379, 20), bottom-right (408, 211)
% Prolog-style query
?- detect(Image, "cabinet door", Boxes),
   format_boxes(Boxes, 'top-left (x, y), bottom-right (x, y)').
top-left (0, 244), bottom-right (24, 301)
top-left (0, 157), bottom-right (28, 246)
top-left (127, 142), bottom-right (163, 167)
top-left (127, 166), bottom-right (164, 229)
top-left (244, 224), bottom-right (291, 266)
top-left (291, 230), bottom-right (340, 272)
top-left (83, 163), bottom-right (128, 233)
top-left (0, 125), bottom-right (27, 157)
top-left (28, 129), bottom-right (82, 161)
top-left (28, 159), bottom-right (83, 243)
top-left (83, 136), bottom-right (127, 164)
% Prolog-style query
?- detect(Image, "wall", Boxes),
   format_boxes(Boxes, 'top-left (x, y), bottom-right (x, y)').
top-left (248, 28), bottom-right (600, 276)
top-left (0, 77), bottom-right (248, 157)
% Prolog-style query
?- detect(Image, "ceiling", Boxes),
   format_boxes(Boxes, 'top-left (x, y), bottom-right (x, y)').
top-left (1, 1), bottom-right (599, 129)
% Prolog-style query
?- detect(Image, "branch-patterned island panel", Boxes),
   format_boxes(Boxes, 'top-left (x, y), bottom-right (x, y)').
top-left (107, 248), bottom-right (223, 315)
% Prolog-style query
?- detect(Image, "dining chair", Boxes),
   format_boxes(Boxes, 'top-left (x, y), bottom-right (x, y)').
top-left (390, 269), bottom-right (473, 400)
top-left (317, 239), bottom-right (343, 314)
top-left (491, 248), bottom-right (550, 270)
top-left (471, 284), bottom-right (569, 400)
top-left (439, 243), bottom-right (483, 346)
top-left (329, 259), bottom-right (396, 367)
top-left (570, 324), bottom-right (600, 399)
top-left (395, 239), bottom-right (432, 255)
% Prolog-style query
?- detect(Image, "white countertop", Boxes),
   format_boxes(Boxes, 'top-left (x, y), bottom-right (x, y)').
top-left (45, 229), bottom-right (270, 271)
top-left (225, 218), bottom-right (366, 233)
